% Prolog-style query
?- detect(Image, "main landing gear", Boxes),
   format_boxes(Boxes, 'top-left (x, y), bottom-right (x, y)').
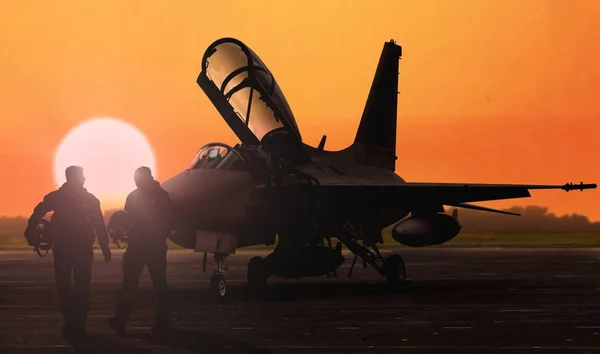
top-left (384, 254), bottom-right (407, 285)
top-left (242, 242), bottom-right (407, 292)
top-left (242, 240), bottom-right (407, 293)
top-left (339, 225), bottom-right (407, 287)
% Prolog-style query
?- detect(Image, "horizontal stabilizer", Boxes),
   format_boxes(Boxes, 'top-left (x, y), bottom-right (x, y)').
top-left (448, 203), bottom-right (520, 216)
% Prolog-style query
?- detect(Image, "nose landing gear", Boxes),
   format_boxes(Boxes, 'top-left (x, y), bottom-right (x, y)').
top-left (210, 253), bottom-right (229, 299)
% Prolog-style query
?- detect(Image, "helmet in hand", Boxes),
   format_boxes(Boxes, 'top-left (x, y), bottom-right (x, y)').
top-left (32, 219), bottom-right (54, 257)
top-left (107, 210), bottom-right (132, 248)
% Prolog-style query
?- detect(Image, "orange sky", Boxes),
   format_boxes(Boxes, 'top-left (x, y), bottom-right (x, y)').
top-left (0, 0), bottom-right (598, 220)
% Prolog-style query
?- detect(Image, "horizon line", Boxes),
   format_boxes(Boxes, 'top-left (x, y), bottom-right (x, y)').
top-left (1, 204), bottom-right (598, 222)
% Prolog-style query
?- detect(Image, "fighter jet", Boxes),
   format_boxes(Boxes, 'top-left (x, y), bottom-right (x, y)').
top-left (159, 37), bottom-right (596, 298)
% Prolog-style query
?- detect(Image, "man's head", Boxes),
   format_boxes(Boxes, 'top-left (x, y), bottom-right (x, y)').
top-left (134, 166), bottom-right (154, 189)
top-left (65, 166), bottom-right (85, 188)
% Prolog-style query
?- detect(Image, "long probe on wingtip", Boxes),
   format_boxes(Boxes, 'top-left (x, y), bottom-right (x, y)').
top-left (562, 182), bottom-right (597, 191)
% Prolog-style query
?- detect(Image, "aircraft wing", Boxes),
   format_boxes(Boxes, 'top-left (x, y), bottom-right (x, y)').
top-left (386, 182), bottom-right (595, 204)
top-left (304, 181), bottom-right (597, 209)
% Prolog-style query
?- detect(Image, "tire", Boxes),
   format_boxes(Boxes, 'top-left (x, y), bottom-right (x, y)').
top-left (384, 254), bottom-right (407, 285)
top-left (210, 274), bottom-right (227, 299)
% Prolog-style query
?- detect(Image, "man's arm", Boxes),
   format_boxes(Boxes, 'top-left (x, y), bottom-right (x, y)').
top-left (123, 192), bottom-right (139, 223)
top-left (91, 200), bottom-right (110, 251)
top-left (24, 193), bottom-right (55, 244)
top-left (123, 192), bottom-right (140, 228)
top-left (124, 193), bottom-right (133, 214)
top-left (162, 190), bottom-right (174, 230)
top-left (87, 196), bottom-right (111, 261)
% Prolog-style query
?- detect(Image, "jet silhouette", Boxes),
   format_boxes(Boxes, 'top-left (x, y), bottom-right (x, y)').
top-left (156, 38), bottom-right (596, 298)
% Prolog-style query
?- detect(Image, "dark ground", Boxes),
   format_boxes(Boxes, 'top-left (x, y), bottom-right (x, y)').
top-left (0, 248), bottom-right (599, 353)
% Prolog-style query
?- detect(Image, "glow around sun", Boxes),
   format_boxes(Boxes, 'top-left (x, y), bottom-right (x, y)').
top-left (53, 118), bottom-right (156, 206)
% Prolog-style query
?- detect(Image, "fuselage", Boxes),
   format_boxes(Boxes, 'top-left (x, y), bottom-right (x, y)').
top-left (161, 144), bottom-right (409, 250)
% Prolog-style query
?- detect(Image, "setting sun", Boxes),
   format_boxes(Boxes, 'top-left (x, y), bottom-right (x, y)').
top-left (53, 118), bottom-right (156, 207)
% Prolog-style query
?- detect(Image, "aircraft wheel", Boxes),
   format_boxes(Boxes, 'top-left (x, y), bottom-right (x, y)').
top-left (384, 254), bottom-right (407, 285)
top-left (247, 256), bottom-right (267, 291)
top-left (210, 274), bottom-right (227, 299)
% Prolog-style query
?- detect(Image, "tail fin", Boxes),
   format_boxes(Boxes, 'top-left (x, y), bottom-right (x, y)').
top-left (353, 40), bottom-right (402, 171)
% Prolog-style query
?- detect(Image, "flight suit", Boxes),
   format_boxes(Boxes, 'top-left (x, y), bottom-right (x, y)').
top-left (25, 183), bottom-right (109, 332)
top-left (113, 180), bottom-right (173, 326)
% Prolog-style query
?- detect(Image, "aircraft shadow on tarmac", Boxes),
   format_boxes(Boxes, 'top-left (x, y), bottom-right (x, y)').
top-left (68, 334), bottom-right (149, 354)
top-left (129, 329), bottom-right (270, 354)
top-left (67, 331), bottom-right (266, 354)
top-left (148, 278), bottom-right (521, 305)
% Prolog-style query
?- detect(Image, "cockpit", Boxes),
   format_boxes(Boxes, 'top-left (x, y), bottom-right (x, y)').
top-left (189, 142), bottom-right (246, 170)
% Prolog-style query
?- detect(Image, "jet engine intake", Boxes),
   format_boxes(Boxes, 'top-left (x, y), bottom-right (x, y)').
top-left (392, 213), bottom-right (461, 247)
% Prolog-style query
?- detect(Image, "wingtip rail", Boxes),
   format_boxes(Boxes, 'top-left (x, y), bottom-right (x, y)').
top-left (562, 182), bottom-right (597, 192)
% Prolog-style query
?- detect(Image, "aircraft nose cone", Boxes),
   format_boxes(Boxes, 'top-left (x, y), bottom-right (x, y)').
top-left (160, 168), bottom-right (254, 224)
top-left (161, 170), bottom-right (200, 209)
top-left (161, 170), bottom-right (190, 191)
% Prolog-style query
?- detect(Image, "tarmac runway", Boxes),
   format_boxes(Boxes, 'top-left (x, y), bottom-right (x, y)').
top-left (0, 247), bottom-right (599, 353)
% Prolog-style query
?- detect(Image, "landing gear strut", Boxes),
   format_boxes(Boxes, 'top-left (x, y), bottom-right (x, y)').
top-left (210, 253), bottom-right (228, 299)
top-left (339, 224), bottom-right (408, 286)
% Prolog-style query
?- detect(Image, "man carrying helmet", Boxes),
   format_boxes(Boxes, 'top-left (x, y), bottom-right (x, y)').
top-left (109, 166), bottom-right (173, 335)
top-left (24, 166), bottom-right (112, 337)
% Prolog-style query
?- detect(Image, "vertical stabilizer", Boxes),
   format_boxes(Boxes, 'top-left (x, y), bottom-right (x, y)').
top-left (353, 40), bottom-right (402, 171)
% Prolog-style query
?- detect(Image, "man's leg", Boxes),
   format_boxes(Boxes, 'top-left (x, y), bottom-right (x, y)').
top-left (147, 250), bottom-right (169, 330)
top-left (111, 249), bottom-right (144, 333)
top-left (71, 249), bottom-right (93, 334)
top-left (53, 249), bottom-right (74, 336)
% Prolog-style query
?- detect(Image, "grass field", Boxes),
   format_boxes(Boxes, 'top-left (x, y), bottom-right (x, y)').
top-left (2, 232), bottom-right (599, 250)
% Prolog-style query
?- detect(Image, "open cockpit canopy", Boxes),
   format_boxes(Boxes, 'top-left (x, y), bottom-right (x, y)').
top-left (197, 38), bottom-right (304, 152)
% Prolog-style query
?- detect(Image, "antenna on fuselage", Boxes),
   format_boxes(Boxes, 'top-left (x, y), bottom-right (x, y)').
top-left (318, 135), bottom-right (327, 150)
